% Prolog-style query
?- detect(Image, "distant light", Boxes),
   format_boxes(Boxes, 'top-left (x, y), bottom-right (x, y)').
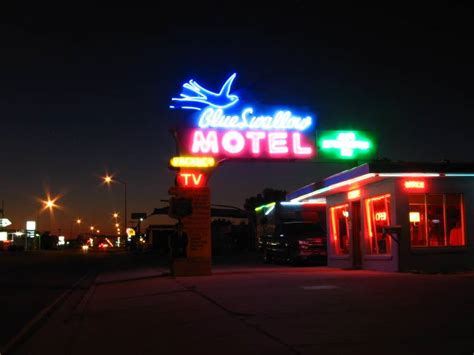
top-left (139, 218), bottom-right (144, 221)
top-left (104, 176), bottom-right (113, 184)
top-left (115, 223), bottom-right (119, 228)
top-left (15, 231), bottom-right (24, 237)
top-left (113, 213), bottom-right (119, 218)
top-left (82, 245), bottom-right (89, 251)
top-left (76, 219), bottom-right (82, 224)
top-left (26, 221), bottom-right (36, 230)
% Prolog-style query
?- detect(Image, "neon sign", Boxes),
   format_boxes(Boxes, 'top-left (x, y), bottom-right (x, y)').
top-left (404, 180), bottom-right (425, 190)
top-left (317, 130), bottom-right (375, 160)
top-left (198, 107), bottom-right (312, 131)
top-left (348, 189), bottom-right (360, 200)
top-left (189, 130), bottom-right (313, 157)
top-left (170, 73), bottom-right (316, 160)
top-left (375, 212), bottom-right (387, 221)
top-left (170, 156), bottom-right (216, 168)
top-left (177, 171), bottom-right (206, 188)
top-left (170, 73), bottom-right (239, 111)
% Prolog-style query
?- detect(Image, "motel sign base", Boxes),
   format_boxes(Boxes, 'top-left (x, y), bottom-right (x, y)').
top-left (168, 186), bottom-right (212, 276)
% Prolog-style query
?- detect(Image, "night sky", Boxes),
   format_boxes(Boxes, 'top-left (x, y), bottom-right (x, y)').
top-left (1, 4), bottom-right (474, 233)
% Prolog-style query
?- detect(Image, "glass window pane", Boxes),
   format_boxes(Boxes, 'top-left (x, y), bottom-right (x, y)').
top-left (409, 193), bottom-right (465, 248)
top-left (446, 194), bottom-right (464, 246)
top-left (366, 195), bottom-right (391, 255)
top-left (330, 205), bottom-right (349, 255)
top-left (409, 194), bottom-right (425, 205)
top-left (426, 195), bottom-right (445, 246)
top-left (409, 195), bottom-right (427, 247)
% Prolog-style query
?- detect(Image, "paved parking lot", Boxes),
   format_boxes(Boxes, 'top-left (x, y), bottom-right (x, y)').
top-left (13, 261), bottom-right (474, 355)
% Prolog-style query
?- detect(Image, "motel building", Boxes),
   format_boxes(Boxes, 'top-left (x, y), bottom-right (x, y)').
top-left (287, 161), bottom-right (474, 272)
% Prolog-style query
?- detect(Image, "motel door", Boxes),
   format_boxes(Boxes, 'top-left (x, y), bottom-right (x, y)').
top-left (351, 201), bottom-right (362, 268)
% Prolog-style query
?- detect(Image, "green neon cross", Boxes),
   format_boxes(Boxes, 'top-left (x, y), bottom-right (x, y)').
top-left (321, 132), bottom-right (370, 157)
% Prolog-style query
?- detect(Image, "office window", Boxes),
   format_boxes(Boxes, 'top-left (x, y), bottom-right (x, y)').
top-left (330, 204), bottom-right (350, 255)
top-left (409, 194), bottom-right (465, 247)
top-left (365, 194), bottom-right (391, 255)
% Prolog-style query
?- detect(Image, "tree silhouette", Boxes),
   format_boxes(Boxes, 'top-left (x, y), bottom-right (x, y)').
top-left (242, 188), bottom-right (287, 251)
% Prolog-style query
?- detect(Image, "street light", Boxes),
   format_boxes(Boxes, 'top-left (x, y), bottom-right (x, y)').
top-left (41, 196), bottom-right (59, 212)
top-left (103, 174), bottom-right (127, 244)
top-left (37, 194), bottom-right (61, 251)
top-left (70, 218), bottom-right (83, 238)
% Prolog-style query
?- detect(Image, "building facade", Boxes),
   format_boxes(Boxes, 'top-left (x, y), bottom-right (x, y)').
top-left (288, 162), bottom-right (474, 272)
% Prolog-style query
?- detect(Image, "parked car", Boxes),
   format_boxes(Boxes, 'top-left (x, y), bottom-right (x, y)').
top-left (262, 222), bottom-right (327, 265)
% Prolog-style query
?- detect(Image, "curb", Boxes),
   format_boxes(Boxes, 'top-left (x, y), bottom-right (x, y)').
top-left (1, 273), bottom-right (90, 354)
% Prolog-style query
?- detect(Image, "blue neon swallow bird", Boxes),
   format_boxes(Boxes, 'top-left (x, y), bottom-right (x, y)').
top-left (170, 73), bottom-right (239, 111)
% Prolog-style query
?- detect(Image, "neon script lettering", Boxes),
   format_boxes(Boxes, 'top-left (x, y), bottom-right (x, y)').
top-left (198, 107), bottom-right (312, 131)
top-left (170, 156), bottom-right (215, 168)
top-left (190, 130), bottom-right (313, 158)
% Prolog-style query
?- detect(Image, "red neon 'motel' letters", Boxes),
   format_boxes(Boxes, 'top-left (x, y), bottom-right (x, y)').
top-left (190, 129), bottom-right (314, 159)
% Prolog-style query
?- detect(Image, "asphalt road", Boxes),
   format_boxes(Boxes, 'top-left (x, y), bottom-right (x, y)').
top-left (0, 249), bottom-right (164, 349)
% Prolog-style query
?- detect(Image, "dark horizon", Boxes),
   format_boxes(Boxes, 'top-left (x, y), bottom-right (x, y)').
top-left (2, 4), bottom-right (474, 233)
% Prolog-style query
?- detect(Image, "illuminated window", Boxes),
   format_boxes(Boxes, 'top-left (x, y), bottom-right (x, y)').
top-left (409, 194), bottom-right (465, 247)
top-left (365, 194), bottom-right (391, 255)
top-left (330, 204), bottom-right (350, 255)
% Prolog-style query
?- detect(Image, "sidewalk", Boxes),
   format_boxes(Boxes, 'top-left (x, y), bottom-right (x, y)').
top-left (15, 266), bottom-right (289, 355)
top-left (15, 264), bottom-right (474, 355)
